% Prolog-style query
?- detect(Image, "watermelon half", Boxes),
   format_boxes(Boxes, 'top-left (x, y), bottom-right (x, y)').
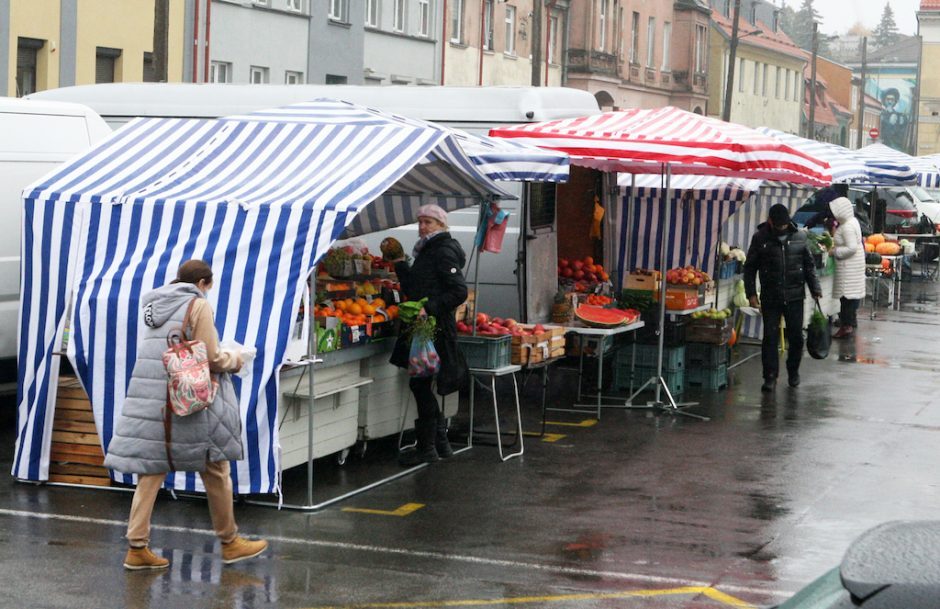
top-left (575, 305), bottom-right (640, 328)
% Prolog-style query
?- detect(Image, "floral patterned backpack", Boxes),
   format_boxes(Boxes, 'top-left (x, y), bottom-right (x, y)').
top-left (162, 299), bottom-right (218, 416)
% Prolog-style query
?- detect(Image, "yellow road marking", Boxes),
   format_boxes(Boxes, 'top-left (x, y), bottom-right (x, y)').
top-left (522, 432), bottom-right (566, 442)
top-left (303, 586), bottom-right (756, 609)
top-left (341, 503), bottom-right (425, 517)
top-left (544, 419), bottom-right (598, 428)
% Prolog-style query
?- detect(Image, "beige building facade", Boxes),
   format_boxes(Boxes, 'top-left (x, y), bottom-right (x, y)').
top-left (2, 0), bottom-right (187, 97)
top-left (444, 0), bottom-right (566, 87)
top-left (917, 2), bottom-right (940, 155)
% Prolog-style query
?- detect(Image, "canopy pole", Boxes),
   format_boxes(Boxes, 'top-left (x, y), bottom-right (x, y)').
top-left (625, 164), bottom-right (708, 420)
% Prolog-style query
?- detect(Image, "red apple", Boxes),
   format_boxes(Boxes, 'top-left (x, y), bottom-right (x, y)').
top-left (572, 260), bottom-right (584, 271)
top-left (533, 324), bottom-right (546, 333)
top-left (574, 270), bottom-right (585, 280)
top-left (504, 318), bottom-right (517, 327)
top-left (476, 312), bottom-right (489, 325)
top-left (584, 256), bottom-right (594, 266)
top-left (562, 267), bottom-right (574, 278)
top-left (558, 258), bottom-right (569, 268)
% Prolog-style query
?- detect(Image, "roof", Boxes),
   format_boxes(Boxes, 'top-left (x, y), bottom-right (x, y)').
top-left (866, 36), bottom-right (920, 63)
top-left (920, 0), bottom-right (940, 10)
top-left (28, 84), bottom-right (602, 125)
top-left (710, 9), bottom-right (807, 63)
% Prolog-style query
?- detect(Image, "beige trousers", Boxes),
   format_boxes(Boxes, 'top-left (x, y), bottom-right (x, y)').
top-left (126, 460), bottom-right (238, 548)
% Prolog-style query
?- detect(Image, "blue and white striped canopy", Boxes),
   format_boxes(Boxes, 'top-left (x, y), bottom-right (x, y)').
top-left (857, 143), bottom-right (933, 187)
top-left (757, 128), bottom-right (916, 185)
top-left (13, 101), bottom-right (512, 494)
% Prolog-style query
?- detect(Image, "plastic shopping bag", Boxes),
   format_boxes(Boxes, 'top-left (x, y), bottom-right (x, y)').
top-left (408, 335), bottom-right (441, 378)
top-left (806, 301), bottom-right (831, 360)
top-left (475, 203), bottom-right (511, 254)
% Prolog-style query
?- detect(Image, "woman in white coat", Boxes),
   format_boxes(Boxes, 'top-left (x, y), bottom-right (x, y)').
top-left (829, 196), bottom-right (866, 338)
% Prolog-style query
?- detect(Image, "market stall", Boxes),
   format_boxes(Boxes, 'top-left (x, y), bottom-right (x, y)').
top-left (491, 106), bottom-right (830, 415)
top-left (12, 99), bottom-right (523, 500)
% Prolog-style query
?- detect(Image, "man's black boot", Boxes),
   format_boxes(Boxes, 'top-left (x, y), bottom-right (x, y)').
top-left (788, 372), bottom-right (800, 387)
top-left (761, 377), bottom-right (776, 393)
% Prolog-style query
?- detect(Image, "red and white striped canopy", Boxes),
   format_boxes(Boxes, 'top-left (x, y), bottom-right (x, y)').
top-left (489, 106), bottom-right (830, 186)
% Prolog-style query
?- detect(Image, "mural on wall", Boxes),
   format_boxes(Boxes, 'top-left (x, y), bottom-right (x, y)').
top-left (865, 74), bottom-right (917, 153)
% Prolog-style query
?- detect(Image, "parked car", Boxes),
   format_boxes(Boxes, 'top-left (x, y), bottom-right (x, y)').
top-left (793, 186), bottom-right (920, 235)
top-left (773, 520), bottom-right (940, 608)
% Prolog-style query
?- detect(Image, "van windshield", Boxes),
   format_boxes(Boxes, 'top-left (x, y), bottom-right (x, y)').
top-left (911, 186), bottom-right (937, 202)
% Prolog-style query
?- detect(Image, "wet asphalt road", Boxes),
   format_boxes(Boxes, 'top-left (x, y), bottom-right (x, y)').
top-left (2, 282), bottom-right (940, 609)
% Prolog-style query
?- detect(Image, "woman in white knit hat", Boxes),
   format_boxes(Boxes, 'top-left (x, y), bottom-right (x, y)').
top-left (387, 204), bottom-right (469, 466)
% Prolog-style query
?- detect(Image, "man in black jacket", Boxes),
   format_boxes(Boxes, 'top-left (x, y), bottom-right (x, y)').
top-left (744, 204), bottom-right (823, 392)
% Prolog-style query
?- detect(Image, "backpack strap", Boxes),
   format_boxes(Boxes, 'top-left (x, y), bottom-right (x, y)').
top-left (181, 297), bottom-right (200, 341)
top-left (163, 390), bottom-right (176, 472)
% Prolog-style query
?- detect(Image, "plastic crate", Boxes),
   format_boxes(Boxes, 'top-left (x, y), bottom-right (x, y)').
top-left (627, 365), bottom-right (685, 396)
top-left (457, 334), bottom-right (512, 370)
top-left (623, 344), bottom-right (685, 371)
top-left (717, 260), bottom-right (740, 279)
top-left (639, 316), bottom-right (687, 347)
top-left (685, 342), bottom-right (730, 368)
top-left (686, 364), bottom-right (729, 391)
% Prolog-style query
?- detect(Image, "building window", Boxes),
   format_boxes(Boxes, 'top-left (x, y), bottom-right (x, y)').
top-left (794, 71), bottom-right (801, 101)
top-left (785, 68), bottom-right (792, 100)
top-left (662, 21), bottom-right (671, 71)
top-left (599, 0), bottom-right (608, 51)
top-left (528, 182), bottom-right (557, 229)
top-left (95, 47), bottom-right (121, 84)
top-left (326, 74), bottom-right (347, 84)
top-left (210, 61), bottom-right (232, 83)
top-left (285, 70), bottom-right (303, 84)
top-left (451, 0), bottom-right (463, 43)
top-left (738, 58), bottom-right (745, 92)
top-left (286, 0), bottom-right (302, 12)
top-left (329, 0), bottom-right (348, 21)
top-left (646, 17), bottom-right (655, 68)
top-left (548, 15), bottom-right (559, 64)
top-left (753, 61), bottom-right (759, 95)
top-left (505, 5), bottom-right (516, 55)
top-left (393, 0), bottom-right (405, 32)
top-left (366, 0), bottom-right (378, 26)
top-left (630, 11), bottom-right (639, 63)
top-left (483, 1), bottom-right (495, 50)
top-left (775, 66), bottom-right (781, 98)
top-left (749, 2), bottom-right (757, 25)
top-left (695, 24), bottom-right (707, 72)
top-left (249, 65), bottom-right (269, 83)
top-left (16, 37), bottom-right (43, 96)
top-left (418, 0), bottom-right (430, 36)
top-left (762, 63), bottom-right (768, 96)
top-left (617, 7), bottom-right (624, 58)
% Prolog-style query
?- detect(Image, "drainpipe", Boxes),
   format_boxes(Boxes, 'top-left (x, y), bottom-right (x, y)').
top-left (478, 0), bottom-right (486, 85)
top-left (192, 0), bottom-right (200, 82)
top-left (441, 0), bottom-right (447, 84)
top-left (203, 0), bottom-right (212, 83)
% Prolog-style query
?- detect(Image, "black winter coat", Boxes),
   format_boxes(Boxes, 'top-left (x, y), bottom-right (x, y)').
top-left (390, 233), bottom-right (469, 394)
top-left (743, 222), bottom-right (822, 307)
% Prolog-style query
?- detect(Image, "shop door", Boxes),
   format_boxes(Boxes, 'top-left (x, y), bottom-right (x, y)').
top-left (523, 182), bottom-right (559, 322)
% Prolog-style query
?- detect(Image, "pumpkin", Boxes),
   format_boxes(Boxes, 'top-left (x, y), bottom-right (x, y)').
top-left (864, 242), bottom-right (876, 253)
top-left (875, 242), bottom-right (901, 256)
top-left (867, 233), bottom-right (886, 246)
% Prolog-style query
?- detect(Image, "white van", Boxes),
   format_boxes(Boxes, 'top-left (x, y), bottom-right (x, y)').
top-left (0, 98), bottom-right (111, 380)
top-left (28, 84), bottom-right (600, 324)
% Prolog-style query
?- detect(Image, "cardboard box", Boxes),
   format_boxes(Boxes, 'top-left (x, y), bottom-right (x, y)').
top-left (664, 290), bottom-right (702, 311)
top-left (625, 273), bottom-right (660, 291)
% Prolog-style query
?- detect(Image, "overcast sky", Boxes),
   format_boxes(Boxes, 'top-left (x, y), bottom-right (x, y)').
top-left (782, 0), bottom-right (921, 36)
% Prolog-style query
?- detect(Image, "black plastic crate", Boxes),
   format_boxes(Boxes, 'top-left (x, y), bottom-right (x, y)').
top-left (686, 364), bottom-right (729, 391)
top-left (639, 315), bottom-right (687, 347)
top-left (685, 342), bottom-right (730, 368)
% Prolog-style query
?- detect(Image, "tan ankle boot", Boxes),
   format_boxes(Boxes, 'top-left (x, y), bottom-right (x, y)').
top-left (221, 536), bottom-right (268, 565)
top-left (123, 546), bottom-right (170, 570)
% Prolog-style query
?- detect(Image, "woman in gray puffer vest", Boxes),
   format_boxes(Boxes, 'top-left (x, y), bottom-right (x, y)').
top-left (105, 260), bottom-right (267, 570)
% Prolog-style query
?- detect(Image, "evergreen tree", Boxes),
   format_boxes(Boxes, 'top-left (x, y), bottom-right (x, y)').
top-left (778, 5), bottom-right (798, 41)
top-left (791, 0), bottom-right (823, 52)
top-left (873, 2), bottom-right (901, 49)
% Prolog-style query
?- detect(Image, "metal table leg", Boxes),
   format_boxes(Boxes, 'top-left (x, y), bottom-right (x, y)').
top-left (491, 372), bottom-right (524, 462)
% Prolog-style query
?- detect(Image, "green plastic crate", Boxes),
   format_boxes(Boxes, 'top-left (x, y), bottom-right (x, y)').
top-left (618, 365), bottom-right (685, 396)
top-left (686, 364), bottom-right (729, 391)
top-left (457, 334), bottom-right (512, 370)
top-left (685, 343), bottom-right (730, 368)
top-left (617, 344), bottom-right (685, 371)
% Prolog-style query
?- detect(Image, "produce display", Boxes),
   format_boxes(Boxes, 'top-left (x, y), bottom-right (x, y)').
top-left (665, 266), bottom-right (711, 286)
top-left (691, 307), bottom-right (732, 320)
top-left (457, 313), bottom-right (541, 337)
top-left (574, 304), bottom-right (640, 328)
top-left (558, 256), bottom-right (610, 285)
top-left (584, 294), bottom-right (614, 306)
top-left (863, 233), bottom-right (903, 256)
top-left (719, 242), bottom-right (747, 264)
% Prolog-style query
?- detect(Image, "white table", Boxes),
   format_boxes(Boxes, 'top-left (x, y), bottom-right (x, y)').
top-left (551, 321), bottom-right (645, 419)
top-left (468, 364), bottom-right (524, 461)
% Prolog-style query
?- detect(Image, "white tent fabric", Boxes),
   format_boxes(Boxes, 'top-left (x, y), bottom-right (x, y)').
top-left (858, 144), bottom-right (939, 187)
top-left (13, 103), bottom-right (510, 494)
top-left (617, 173), bottom-right (763, 191)
top-left (756, 128), bottom-right (915, 185)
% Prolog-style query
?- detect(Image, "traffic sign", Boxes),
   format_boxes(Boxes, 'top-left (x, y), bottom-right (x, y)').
top-left (869, 127), bottom-right (880, 139)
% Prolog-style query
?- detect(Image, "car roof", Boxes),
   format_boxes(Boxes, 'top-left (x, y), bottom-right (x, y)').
top-left (841, 520), bottom-right (940, 605)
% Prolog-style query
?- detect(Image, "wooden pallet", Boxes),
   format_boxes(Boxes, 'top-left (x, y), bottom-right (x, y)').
top-left (49, 377), bottom-right (111, 487)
